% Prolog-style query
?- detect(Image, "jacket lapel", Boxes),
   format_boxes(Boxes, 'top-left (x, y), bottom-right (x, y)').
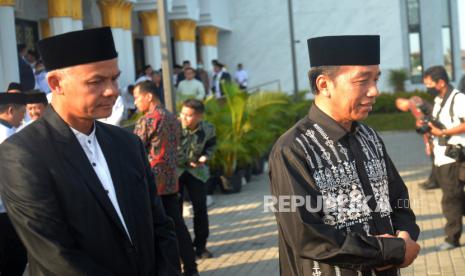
top-left (43, 107), bottom-right (130, 240)
top-left (96, 124), bottom-right (137, 244)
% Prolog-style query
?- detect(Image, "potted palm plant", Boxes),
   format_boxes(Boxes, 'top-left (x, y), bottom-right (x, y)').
top-left (205, 83), bottom-right (289, 193)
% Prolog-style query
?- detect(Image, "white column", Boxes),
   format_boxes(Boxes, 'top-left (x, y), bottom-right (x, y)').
top-left (175, 41), bottom-right (197, 68)
top-left (143, 36), bottom-right (161, 70)
top-left (201, 45), bottom-right (218, 72)
top-left (72, 20), bottom-right (83, 31)
top-left (123, 29), bottom-right (135, 85)
top-left (420, 0), bottom-right (443, 69)
top-left (111, 28), bottom-right (129, 89)
top-left (0, 51), bottom-right (5, 91)
top-left (0, 5), bottom-right (20, 88)
top-left (49, 17), bottom-right (74, 35)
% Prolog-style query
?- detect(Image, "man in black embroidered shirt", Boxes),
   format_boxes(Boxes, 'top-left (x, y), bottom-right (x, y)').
top-left (269, 36), bottom-right (420, 276)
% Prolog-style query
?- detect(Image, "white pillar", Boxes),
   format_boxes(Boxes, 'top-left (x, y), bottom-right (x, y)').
top-left (123, 29), bottom-right (136, 85)
top-left (175, 41), bottom-right (197, 68)
top-left (144, 36), bottom-right (161, 70)
top-left (72, 20), bottom-right (83, 31)
top-left (0, 52), bottom-right (5, 91)
top-left (420, 0), bottom-right (443, 69)
top-left (49, 17), bottom-right (74, 35)
top-left (0, 5), bottom-right (20, 88)
top-left (199, 26), bottom-right (219, 72)
top-left (111, 28), bottom-right (129, 89)
top-left (201, 45), bottom-right (218, 72)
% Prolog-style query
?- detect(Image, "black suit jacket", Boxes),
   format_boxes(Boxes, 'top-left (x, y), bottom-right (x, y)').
top-left (0, 107), bottom-right (181, 276)
top-left (210, 71), bottom-right (231, 97)
top-left (18, 55), bottom-right (35, 90)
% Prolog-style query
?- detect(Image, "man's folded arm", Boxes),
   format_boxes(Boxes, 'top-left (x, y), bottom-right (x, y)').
top-left (269, 144), bottom-right (406, 271)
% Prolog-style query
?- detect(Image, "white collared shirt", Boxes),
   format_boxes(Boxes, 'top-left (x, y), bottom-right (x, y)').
top-left (432, 89), bottom-right (465, 166)
top-left (0, 122), bottom-right (17, 213)
top-left (213, 71), bottom-right (224, 98)
top-left (70, 125), bottom-right (131, 239)
top-left (234, 69), bottom-right (248, 86)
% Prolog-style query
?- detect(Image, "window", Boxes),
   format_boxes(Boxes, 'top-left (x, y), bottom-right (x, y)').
top-left (15, 19), bottom-right (39, 52)
top-left (406, 0), bottom-right (423, 83)
top-left (441, 0), bottom-right (454, 80)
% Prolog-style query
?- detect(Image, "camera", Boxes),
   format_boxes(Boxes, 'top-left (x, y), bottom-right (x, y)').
top-left (415, 104), bottom-right (446, 135)
top-left (445, 144), bottom-right (465, 161)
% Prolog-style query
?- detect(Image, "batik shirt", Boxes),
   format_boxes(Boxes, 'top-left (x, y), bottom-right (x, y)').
top-left (134, 105), bottom-right (181, 195)
top-left (269, 104), bottom-right (419, 276)
top-left (177, 120), bottom-right (216, 183)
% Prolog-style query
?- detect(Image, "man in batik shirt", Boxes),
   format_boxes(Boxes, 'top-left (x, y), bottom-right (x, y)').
top-left (178, 99), bottom-right (216, 259)
top-left (133, 81), bottom-right (198, 276)
top-left (269, 36), bottom-right (420, 276)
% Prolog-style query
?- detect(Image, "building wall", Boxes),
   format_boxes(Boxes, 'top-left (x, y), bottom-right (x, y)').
top-left (218, 0), bottom-right (293, 92)
top-left (219, 0), bottom-right (407, 93)
top-left (2, 0), bottom-right (463, 94)
top-left (218, 0), bottom-right (462, 94)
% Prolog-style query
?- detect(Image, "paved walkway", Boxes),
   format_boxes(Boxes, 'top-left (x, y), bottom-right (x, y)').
top-left (182, 131), bottom-right (465, 275)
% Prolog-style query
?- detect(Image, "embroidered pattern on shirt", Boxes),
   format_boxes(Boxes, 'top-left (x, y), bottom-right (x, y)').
top-left (296, 123), bottom-right (393, 229)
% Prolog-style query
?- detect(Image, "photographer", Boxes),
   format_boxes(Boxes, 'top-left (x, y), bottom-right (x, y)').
top-left (423, 65), bottom-right (465, 251)
top-left (395, 96), bottom-right (439, 190)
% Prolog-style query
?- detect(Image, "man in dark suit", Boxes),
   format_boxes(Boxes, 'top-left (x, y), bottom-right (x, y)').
top-left (0, 27), bottom-right (181, 276)
top-left (17, 44), bottom-right (35, 91)
top-left (210, 61), bottom-right (231, 98)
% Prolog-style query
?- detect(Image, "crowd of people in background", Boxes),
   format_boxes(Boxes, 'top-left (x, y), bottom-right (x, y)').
top-left (10, 43), bottom-right (251, 129)
top-left (1, 39), bottom-right (250, 276)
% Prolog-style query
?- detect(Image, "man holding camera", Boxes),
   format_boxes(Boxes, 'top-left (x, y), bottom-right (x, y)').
top-left (423, 65), bottom-right (465, 251)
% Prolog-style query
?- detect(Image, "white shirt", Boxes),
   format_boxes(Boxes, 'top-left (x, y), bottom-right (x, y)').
top-left (34, 70), bottom-right (50, 93)
top-left (70, 125), bottom-right (131, 239)
top-left (135, 75), bottom-right (151, 84)
top-left (432, 89), bottom-right (465, 166)
top-left (0, 122), bottom-right (16, 213)
top-left (234, 69), bottom-right (248, 86)
top-left (98, 96), bottom-right (125, 126)
top-left (177, 79), bottom-right (205, 100)
top-left (212, 71), bottom-right (224, 98)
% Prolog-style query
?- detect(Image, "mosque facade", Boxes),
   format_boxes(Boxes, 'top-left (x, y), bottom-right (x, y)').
top-left (0, 0), bottom-right (462, 93)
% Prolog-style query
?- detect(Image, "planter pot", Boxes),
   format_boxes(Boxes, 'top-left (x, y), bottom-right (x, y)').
top-left (252, 157), bottom-right (265, 175)
top-left (206, 176), bottom-right (221, 195)
top-left (220, 170), bottom-right (244, 194)
top-left (244, 165), bottom-right (253, 182)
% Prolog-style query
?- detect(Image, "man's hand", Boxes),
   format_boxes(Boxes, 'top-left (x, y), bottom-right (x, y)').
top-left (198, 155), bottom-right (208, 164)
top-left (190, 156), bottom-right (208, 168)
top-left (428, 122), bottom-right (443, 137)
top-left (396, 231), bottom-right (420, 268)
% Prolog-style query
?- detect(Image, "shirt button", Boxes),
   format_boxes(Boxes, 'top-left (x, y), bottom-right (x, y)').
top-left (88, 140), bottom-right (91, 144)
top-left (92, 162), bottom-right (96, 167)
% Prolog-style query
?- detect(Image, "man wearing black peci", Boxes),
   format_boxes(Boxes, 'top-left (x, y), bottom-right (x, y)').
top-left (0, 27), bottom-right (181, 276)
top-left (269, 35), bottom-right (420, 275)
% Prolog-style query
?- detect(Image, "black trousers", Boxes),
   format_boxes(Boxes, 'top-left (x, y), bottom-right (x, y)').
top-left (179, 172), bottom-right (209, 252)
top-left (161, 194), bottom-right (197, 275)
top-left (0, 213), bottom-right (27, 276)
top-left (436, 162), bottom-right (465, 245)
top-left (427, 157), bottom-right (438, 185)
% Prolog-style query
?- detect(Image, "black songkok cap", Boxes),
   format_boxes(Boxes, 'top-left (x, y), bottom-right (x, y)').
top-left (7, 82), bottom-right (23, 92)
top-left (37, 27), bottom-right (118, 71)
top-left (26, 92), bottom-right (48, 104)
top-left (307, 35), bottom-right (380, 67)
top-left (0, 93), bottom-right (27, 105)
